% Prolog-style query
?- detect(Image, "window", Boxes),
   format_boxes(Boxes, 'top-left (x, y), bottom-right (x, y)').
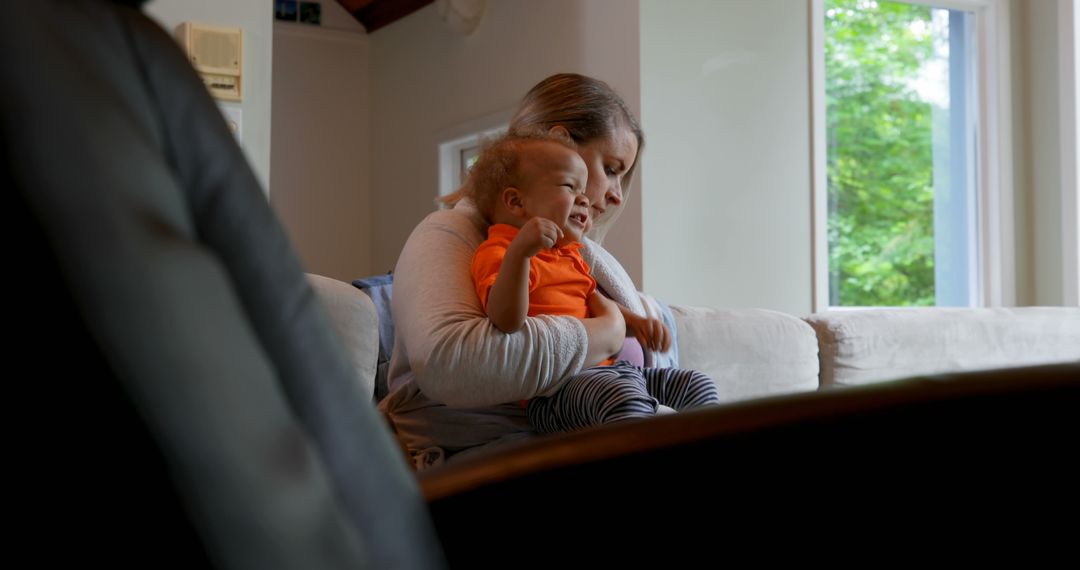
top-left (812, 0), bottom-right (1013, 309)
top-left (826, 0), bottom-right (975, 306)
top-left (438, 126), bottom-right (506, 197)
top-left (459, 142), bottom-right (482, 183)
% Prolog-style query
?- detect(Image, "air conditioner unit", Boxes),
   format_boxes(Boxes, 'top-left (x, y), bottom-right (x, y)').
top-left (176, 22), bottom-right (243, 102)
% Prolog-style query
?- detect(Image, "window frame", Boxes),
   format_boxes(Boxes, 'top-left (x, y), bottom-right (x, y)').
top-left (435, 109), bottom-right (512, 198)
top-left (809, 0), bottom-right (1015, 310)
top-left (1059, 0), bottom-right (1080, 306)
top-left (438, 128), bottom-right (505, 197)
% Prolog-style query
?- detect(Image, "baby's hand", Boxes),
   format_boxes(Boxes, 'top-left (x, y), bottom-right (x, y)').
top-left (509, 217), bottom-right (564, 258)
top-left (624, 312), bottom-right (672, 353)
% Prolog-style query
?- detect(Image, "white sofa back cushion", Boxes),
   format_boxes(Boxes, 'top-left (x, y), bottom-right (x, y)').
top-left (806, 307), bottom-right (1080, 388)
top-left (307, 274), bottom-right (380, 400)
top-left (672, 305), bottom-right (820, 402)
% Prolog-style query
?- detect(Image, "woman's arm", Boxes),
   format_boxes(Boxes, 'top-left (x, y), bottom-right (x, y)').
top-left (617, 304), bottom-right (672, 353)
top-left (585, 292), bottom-right (627, 366)
top-left (391, 206), bottom-right (589, 407)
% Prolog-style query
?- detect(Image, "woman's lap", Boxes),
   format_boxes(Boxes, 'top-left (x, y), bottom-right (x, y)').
top-left (527, 361), bottom-right (720, 433)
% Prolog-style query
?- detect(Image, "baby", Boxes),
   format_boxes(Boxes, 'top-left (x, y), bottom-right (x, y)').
top-left (460, 131), bottom-right (719, 433)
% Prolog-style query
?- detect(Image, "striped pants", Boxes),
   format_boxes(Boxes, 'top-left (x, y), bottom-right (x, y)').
top-left (527, 361), bottom-right (720, 434)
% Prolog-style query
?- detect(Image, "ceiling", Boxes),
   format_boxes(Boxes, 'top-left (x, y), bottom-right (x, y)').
top-left (336, 0), bottom-right (434, 33)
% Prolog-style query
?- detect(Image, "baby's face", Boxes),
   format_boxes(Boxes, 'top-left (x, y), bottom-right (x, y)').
top-left (517, 142), bottom-right (591, 246)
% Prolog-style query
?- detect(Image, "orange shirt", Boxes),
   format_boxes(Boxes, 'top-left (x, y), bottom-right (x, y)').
top-left (473, 224), bottom-right (616, 368)
top-left (472, 224), bottom-right (597, 318)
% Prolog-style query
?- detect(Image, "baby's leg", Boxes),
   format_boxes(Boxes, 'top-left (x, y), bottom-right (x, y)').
top-left (641, 367), bottom-right (720, 411)
top-left (527, 362), bottom-right (658, 434)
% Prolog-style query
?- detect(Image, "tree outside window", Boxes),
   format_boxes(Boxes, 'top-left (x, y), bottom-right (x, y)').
top-left (826, 0), bottom-right (973, 306)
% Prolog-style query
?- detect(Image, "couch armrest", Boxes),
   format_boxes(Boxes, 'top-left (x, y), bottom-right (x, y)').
top-left (307, 274), bottom-right (380, 400)
top-left (670, 304), bottom-right (819, 401)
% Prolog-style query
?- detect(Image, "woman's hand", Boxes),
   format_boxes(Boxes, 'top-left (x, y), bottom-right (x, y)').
top-left (622, 310), bottom-right (672, 353)
top-left (508, 217), bottom-right (563, 258)
top-left (583, 292), bottom-right (625, 366)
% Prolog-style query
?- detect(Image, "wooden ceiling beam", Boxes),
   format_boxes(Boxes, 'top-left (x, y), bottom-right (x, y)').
top-left (337, 0), bottom-right (375, 12)
top-left (336, 0), bottom-right (434, 33)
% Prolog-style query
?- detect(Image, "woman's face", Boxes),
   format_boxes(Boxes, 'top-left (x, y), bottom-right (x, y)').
top-left (575, 125), bottom-right (639, 226)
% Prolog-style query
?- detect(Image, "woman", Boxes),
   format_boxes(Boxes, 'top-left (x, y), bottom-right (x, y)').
top-left (381, 73), bottom-right (651, 469)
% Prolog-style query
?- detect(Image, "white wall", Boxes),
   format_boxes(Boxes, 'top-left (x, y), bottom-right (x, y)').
top-left (640, 0), bottom-right (814, 315)
top-left (270, 14), bottom-right (370, 281)
top-left (367, 0), bottom-right (642, 280)
top-left (145, 0), bottom-right (273, 190)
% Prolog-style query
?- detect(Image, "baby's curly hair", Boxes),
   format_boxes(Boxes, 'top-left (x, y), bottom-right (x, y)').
top-left (437, 129), bottom-right (577, 218)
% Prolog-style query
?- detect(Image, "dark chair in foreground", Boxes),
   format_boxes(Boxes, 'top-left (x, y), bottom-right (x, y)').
top-left (420, 362), bottom-right (1079, 564)
top-left (6, 1), bottom-right (441, 567)
top-left (7, 1), bottom-right (1077, 567)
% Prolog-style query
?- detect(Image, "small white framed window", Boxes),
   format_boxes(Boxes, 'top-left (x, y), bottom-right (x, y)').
top-left (435, 109), bottom-right (514, 199)
top-left (437, 127), bottom-right (505, 197)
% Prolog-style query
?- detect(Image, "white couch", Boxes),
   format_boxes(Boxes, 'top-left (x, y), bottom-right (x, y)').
top-left (307, 274), bottom-right (1080, 404)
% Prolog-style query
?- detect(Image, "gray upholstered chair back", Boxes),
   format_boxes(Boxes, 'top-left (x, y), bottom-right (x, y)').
top-left (3, 1), bottom-right (443, 567)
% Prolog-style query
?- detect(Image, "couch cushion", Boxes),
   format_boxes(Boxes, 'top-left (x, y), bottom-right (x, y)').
top-left (309, 274), bottom-right (380, 401)
top-left (352, 273), bottom-right (395, 401)
top-left (806, 307), bottom-right (1080, 388)
top-left (671, 305), bottom-right (819, 402)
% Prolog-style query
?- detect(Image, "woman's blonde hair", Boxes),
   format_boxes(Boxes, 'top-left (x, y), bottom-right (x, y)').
top-left (510, 73), bottom-right (644, 194)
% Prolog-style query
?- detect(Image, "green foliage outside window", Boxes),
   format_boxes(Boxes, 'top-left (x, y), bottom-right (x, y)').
top-left (826, 0), bottom-right (939, 306)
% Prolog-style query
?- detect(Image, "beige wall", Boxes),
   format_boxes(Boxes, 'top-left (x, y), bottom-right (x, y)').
top-left (270, 18), bottom-right (371, 281)
top-left (640, 0), bottom-right (814, 315)
top-left (145, 0), bottom-right (273, 190)
top-left (367, 0), bottom-right (642, 280)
